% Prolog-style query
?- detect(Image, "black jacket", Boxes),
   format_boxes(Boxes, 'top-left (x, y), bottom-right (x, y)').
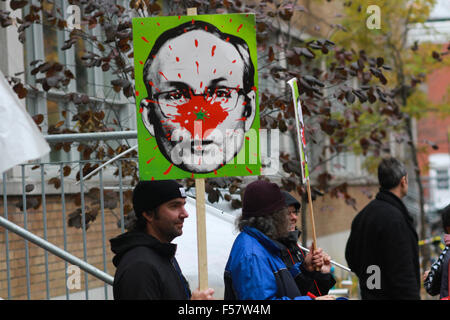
top-left (345, 189), bottom-right (420, 300)
top-left (424, 245), bottom-right (450, 298)
top-left (110, 231), bottom-right (191, 300)
top-left (277, 230), bottom-right (336, 296)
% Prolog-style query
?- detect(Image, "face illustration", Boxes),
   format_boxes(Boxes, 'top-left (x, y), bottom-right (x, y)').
top-left (144, 197), bottom-right (188, 243)
top-left (141, 27), bottom-right (256, 173)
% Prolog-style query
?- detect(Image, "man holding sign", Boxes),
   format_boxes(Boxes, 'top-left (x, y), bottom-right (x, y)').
top-left (224, 180), bottom-right (335, 300)
top-left (110, 180), bottom-right (215, 300)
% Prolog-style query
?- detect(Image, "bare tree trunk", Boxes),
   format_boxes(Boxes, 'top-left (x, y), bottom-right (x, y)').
top-left (399, 85), bottom-right (430, 273)
top-left (405, 114), bottom-right (430, 273)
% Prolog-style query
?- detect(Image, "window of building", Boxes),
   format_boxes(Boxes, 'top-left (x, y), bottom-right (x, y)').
top-left (436, 169), bottom-right (449, 190)
top-left (23, 0), bottom-right (134, 164)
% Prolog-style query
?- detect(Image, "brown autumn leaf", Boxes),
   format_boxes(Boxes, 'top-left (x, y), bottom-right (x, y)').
top-left (13, 82), bottom-right (28, 99)
top-left (48, 177), bottom-right (61, 189)
top-left (54, 120), bottom-right (65, 128)
top-left (10, 0), bottom-right (28, 10)
top-left (63, 142), bottom-right (72, 152)
top-left (32, 114), bottom-right (44, 125)
top-left (63, 165), bottom-right (71, 177)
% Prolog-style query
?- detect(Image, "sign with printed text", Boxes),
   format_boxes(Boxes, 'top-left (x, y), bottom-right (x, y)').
top-left (132, 14), bottom-right (261, 180)
top-left (287, 78), bottom-right (309, 184)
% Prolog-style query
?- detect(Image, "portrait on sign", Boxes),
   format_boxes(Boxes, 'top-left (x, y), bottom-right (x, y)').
top-left (133, 14), bottom-right (260, 180)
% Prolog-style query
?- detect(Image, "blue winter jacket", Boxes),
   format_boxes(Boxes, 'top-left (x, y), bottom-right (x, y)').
top-left (224, 226), bottom-right (311, 300)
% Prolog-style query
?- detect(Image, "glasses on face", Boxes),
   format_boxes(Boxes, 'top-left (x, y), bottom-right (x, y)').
top-left (153, 87), bottom-right (246, 117)
top-left (288, 209), bottom-right (299, 216)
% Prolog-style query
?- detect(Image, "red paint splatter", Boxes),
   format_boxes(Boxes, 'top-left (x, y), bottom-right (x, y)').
top-left (159, 71), bottom-right (168, 81)
top-left (237, 24), bottom-right (243, 32)
top-left (211, 45), bottom-right (216, 57)
top-left (136, 91), bottom-right (139, 96)
top-left (191, 172), bottom-right (194, 178)
top-left (153, 145), bottom-right (158, 150)
top-left (139, 107), bottom-right (143, 113)
top-left (245, 136), bottom-right (250, 141)
top-left (236, 117), bottom-right (247, 122)
top-left (232, 59), bottom-right (236, 63)
top-left (229, 18), bottom-right (232, 22)
top-left (178, 16), bottom-right (181, 20)
top-left (226, 37), bottom-right (230, 42)
top-left (200, 82), bottom-right (203, 88)
top-left (170, 95), bottom-right (229, 140)
top-left (141, 22), bottom-right (144, 25)
top-left (149, 81), bottom-right (154, 86)
top-left (176, 57), bottom-right (180, 62)
top-left (195, 61), bottom-right (199, 74)
top-left (178, 73), bottom-right (181, 79)
top-left (246, 166), bottom-right (253, 174)
top-left (139, 60), bottom-right (144, 65)
top-left (229, 71), bottom-right (232, 75)
top-left (251, 86), bottom-right (257, 92)
top-left (151, 177), bottom-right (155, 181)
top-left (191, 19), bottom-right (195, 24)
top-left (141, 36), bottom-right (150, 43)
top-left (146, 157), bottom-right (155, 164)
top-left (163, 164), bottom-right (174, 175)
top-left (169, 45), bottom-right (172, 50)
top-left (157, 22), bottom-right (160, 26)
top-left (195, 39), bottom-right (198, 47)
top-left (213, 69), bottom-right (216, 74)
top-left (214, 170), bottom-right (217, 175)
top-left (146, 136), bottom-right (152, 141)
top-left (205, 26), bottom-right (208, 31)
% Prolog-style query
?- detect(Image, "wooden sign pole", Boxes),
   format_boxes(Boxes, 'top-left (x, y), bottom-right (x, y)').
top-left (187, 7), bottom-right (209, 291)
top-left (287, 78), bottom-right (319, 265)
top-left (306, 178), bottom-right (317, 252)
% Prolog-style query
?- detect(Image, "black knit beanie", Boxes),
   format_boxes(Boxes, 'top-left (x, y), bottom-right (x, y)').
top-left (133, 180), bottom-right (186, 218)
top-left (282, 191), bottom-right (301, 210)
top-left (242, 180), bottom-right (286, 218)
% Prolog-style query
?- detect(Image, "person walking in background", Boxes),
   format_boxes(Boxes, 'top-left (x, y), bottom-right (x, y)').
top-left (345, 157), bottom-right (421, 300)
top-left (277, 191), bottom-right (336, 296)
top-left (110, 180), bottom-right (215, 300)
top-left (224, 180), bottom-right (335, 300)
top-left (424, 204), bottom-right (450, 299)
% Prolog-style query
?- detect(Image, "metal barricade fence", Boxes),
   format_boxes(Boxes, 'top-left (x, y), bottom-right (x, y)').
top-left (1, 131), bottom-right (356, 300)
top-left (0, 131), bottom-right (138, 300)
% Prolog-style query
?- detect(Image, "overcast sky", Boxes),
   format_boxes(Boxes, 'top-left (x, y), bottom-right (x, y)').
top-left (430, 0), bottom-right (450, 19)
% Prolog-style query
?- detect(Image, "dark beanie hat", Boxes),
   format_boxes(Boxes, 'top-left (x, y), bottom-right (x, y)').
top-left (133, 180), bottom-right (186, 218)
top-left (242, 180), bottom-right (286, 218)
top-left (282, 191), bottom-right (301, 210)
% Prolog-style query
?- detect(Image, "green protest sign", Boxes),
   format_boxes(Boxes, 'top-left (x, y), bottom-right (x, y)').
top-left (287, 78), bottom-right (309, 184)
top-left (132, 14), bottom-right (261, 180)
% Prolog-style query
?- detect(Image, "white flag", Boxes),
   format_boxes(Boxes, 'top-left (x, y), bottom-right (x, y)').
top-left (0, 70), bottom-right (50, 174)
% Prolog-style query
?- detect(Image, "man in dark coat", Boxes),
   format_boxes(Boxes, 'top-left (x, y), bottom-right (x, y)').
top-left (345, 157), bottom-right (420, 300)
top-left (110, 180), bottom-right (215, 300)
top-left (277, 191), bottom-right (336, 296)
